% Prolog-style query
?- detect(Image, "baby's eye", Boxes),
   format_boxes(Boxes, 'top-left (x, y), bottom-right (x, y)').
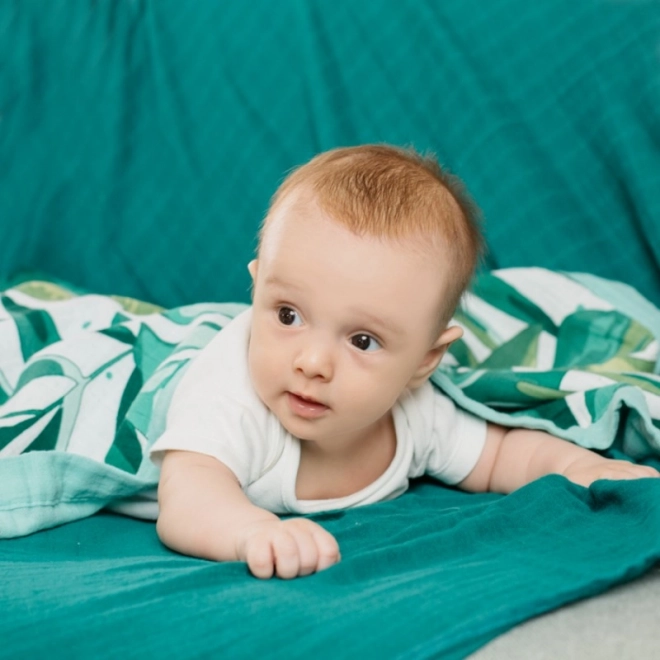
top-left (278, 306), bottom-right (302, 326)
top-left (350, 334), bottom-right (381, 352)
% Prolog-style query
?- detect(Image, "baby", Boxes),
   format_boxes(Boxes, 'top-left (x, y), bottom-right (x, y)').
top-left (151, 144), bottom-right (659, 579)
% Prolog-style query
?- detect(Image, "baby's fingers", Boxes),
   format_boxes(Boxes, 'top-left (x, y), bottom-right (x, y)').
top-left (310, 526), bottom-right (341, 572)
top-left (246, 532), bottom-right (304, 579)
top-left (292, 529), bottom-right (319, 575)
top-left (599, 463), bottom-right (660, 482)
top-left (245, 537), bottom-right (277, 579)
top-left (243, 521), bottom-right (340, 579)
top-left (623, 464), bottom-right (660, 479)
top-left (274, 526), bottom-right (338, 577)
top-left (271, 531), bottom-right (304, 579)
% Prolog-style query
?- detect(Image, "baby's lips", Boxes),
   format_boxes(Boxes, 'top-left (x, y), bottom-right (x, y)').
top-left (291, 391), bottom-right (327, 407)
top-left (287, 392), bottom-right (330, 418)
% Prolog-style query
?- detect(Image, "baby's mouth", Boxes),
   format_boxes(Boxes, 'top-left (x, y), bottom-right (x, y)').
top-left (287, 392), bottom-right (329, 418)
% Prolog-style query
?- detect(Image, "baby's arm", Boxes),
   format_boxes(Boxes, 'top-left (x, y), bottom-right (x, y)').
top-left (459, 423), bottom-right (660, 494)
top-left (156, 450), bottom-right (340, 579)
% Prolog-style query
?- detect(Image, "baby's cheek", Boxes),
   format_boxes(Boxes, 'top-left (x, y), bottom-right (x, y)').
top-left (247, 342), bottom-right (266, 390)
top-left (248, 340), bottom-right (279, 398)
top-left (352, 373), bottom-right (403, 417)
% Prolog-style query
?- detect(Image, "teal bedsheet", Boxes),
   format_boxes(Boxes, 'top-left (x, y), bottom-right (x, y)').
top-left (3, 478), bottom-right (660, 659)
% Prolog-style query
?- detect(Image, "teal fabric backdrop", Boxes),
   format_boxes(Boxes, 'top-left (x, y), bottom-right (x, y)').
top-left (1, 0), bottom-right (659, 307)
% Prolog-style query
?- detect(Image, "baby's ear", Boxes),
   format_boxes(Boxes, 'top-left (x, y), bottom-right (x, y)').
top-left (408, 325), bottom-right (463, 389)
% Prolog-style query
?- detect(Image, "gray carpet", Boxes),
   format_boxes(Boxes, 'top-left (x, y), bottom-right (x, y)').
top-left (471, 565), bottom-right (660, 659)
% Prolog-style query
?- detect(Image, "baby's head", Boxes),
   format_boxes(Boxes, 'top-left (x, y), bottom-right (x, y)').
top-left (257, 144), bottom-right (482, 327)
top-left (247, 145), bottom-right (482, 445)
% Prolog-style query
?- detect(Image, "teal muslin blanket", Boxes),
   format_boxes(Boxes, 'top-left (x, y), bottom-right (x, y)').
top-left (1, 268), bottom-right (659, 538)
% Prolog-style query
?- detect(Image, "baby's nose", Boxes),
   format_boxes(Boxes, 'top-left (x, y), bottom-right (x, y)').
top-left (293, 340), bottom-right (334, 380)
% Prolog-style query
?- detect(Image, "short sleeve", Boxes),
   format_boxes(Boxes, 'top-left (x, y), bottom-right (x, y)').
top-left (424, 387), bottom-right (488, 485)
top-left (149, 309), bottom-right (274, 487)
top-left (150, 390), bottom-right (266, 488)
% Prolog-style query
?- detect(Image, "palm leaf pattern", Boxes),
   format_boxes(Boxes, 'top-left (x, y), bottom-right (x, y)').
top-left (438, 268), bottom-right (660, 459)
top-left (0, 284), bottom-right (243, 462)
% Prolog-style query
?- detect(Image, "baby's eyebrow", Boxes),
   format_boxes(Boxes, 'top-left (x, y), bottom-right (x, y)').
top-left (350, 308), bottom-right (404, 338)
top-left (263, 275), bottom-right (303, 291)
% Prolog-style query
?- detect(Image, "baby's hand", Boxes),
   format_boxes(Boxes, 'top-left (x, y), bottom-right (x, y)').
top-left (236, 518), bottom-right (341, 579)
top-left (562, 456), bottom-right (660, 488)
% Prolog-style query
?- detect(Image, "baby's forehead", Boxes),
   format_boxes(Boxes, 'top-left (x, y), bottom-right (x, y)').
top-left (259, 205), bottom-right (454, 330)
top-left (260, 186), bottom-right (451, 262)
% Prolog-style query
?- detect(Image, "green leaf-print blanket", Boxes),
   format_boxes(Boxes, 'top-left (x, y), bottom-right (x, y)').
top-left (1, 268), bottom-right (659, 538)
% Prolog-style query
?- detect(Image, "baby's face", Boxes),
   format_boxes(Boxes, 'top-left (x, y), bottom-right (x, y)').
top-left (248, 194), bottom-right (460, 452)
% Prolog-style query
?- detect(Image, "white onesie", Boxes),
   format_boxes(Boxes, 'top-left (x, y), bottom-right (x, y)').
top-left (150, 309), bottom-right (487, 514)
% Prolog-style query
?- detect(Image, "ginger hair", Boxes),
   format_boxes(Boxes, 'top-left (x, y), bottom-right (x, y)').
top-left (259, 144), bottom-right (483, 325)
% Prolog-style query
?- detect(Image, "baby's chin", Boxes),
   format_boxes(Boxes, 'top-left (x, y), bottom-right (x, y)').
top-left (257, 395), bottom-right (305, 439)
top-left (274, 406), bottom-right (325, 443)
top-left (276, 412), bottom-right (314, 442)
